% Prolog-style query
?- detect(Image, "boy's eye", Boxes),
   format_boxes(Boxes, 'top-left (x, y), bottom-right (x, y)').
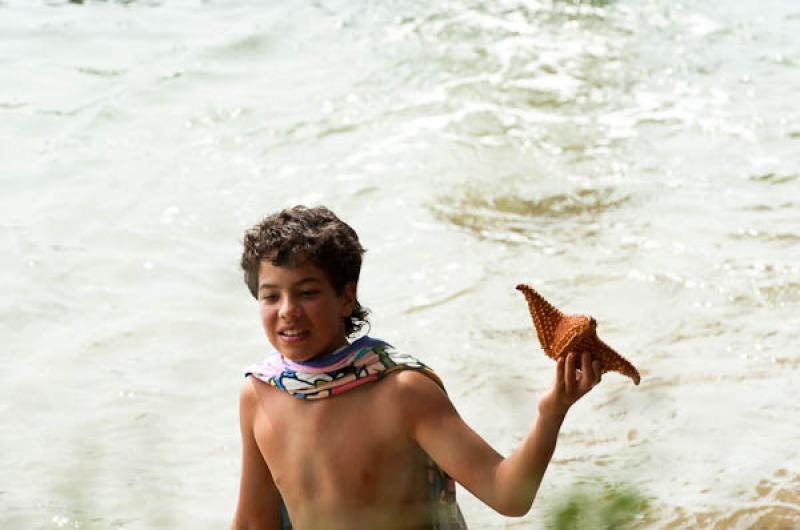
top-left (301, 290), bottom-right (320, 297)
top-left (261, 294), bottom-right (279, 303)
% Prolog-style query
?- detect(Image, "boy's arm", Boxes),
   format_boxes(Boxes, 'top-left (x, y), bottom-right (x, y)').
top-left (405, 350), bottom-right (601, 517)
top-left (232, 378), bottom-right (282, 530)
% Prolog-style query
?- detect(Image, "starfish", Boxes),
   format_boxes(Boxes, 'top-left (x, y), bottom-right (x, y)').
top-left (516, 284), bottom-right (641, 385)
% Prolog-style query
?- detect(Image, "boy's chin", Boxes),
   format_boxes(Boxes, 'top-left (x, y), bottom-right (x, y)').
top-left (273, 338), bottom-right (348, 363)
top-left (272, 341), bottom-right (324, 363)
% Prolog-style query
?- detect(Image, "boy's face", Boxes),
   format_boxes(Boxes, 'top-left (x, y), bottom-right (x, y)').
top-left (256, 258), bottom-right (355, 362)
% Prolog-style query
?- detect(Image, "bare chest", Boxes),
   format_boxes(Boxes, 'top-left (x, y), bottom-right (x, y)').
top-left (251, 380), bottom-right (428, 508)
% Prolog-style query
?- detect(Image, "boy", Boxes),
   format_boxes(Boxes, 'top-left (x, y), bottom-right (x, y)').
top-left (232, 206), bottom-right (603, 530)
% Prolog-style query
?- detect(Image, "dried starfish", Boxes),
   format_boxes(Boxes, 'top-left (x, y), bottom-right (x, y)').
top-left (516, 284), bottom-right (641, 385)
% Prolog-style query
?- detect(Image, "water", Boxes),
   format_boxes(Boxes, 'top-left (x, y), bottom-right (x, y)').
top-left (1, 0), bottom-right (799, 528)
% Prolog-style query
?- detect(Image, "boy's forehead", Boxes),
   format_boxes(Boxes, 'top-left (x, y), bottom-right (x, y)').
top-left (258, 258), bottom-right (329, 285)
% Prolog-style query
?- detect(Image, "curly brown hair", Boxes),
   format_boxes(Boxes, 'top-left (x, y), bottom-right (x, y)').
top-left (241, 205), bottom-right (369, 337)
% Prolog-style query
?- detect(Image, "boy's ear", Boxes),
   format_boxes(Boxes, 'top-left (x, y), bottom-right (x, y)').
top-left (340, 282), bottom-right (357, 316)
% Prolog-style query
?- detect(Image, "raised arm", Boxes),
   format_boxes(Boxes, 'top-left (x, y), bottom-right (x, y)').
top-left (406, 351), bottom-right (602, 517)
top-left (232, 378), bottom-right (282, 530)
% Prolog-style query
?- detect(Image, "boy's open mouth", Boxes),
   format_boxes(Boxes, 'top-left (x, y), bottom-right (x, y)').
top-left (279, 329), bottom-right (310, 341)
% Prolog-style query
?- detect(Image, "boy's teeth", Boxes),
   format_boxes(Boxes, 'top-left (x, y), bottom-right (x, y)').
top-left (283, 330), bottom-right (304, 336)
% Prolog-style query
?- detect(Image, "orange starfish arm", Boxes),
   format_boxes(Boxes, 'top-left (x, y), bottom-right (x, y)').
top-left (516, 284), bottom-right (641, 385)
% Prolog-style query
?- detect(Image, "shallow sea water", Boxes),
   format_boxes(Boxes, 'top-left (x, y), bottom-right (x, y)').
top-left (1, 0), bottom-right (799, 528)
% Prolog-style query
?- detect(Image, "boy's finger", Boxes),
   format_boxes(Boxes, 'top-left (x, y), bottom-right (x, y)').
top-left (592, 360), bottom-right (602, 385)
top-left (580, 351), bottom-right (593, 388)
top-left (565, 352), bottom-right (576, 396)
top-left (581, 351), bottom-right (594, 386)
top-left (556, 355), bottom-right (566, 393)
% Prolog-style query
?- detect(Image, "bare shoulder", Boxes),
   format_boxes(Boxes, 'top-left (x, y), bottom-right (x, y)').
top-left (238, 377), bottom-right (260, 421)
top-left (239, 375), bottom-right (259, 401)
top-left (239, 375), bottom-right (281, 410)
top-left (385, 369), bottom-right (456, 416)
top-left (390, 369), bottom-right (447, 394)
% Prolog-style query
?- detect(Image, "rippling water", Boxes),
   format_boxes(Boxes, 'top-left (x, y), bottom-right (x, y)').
top-left (2, 0), bottom-right (799, 528)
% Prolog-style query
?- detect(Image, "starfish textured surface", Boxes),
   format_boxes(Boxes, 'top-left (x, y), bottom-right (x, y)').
top-left (516, 284), bottom-right (641, 385)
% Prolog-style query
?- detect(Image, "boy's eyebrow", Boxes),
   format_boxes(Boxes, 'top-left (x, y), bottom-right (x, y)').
top-left (258, 277), bottom-right (321, 291)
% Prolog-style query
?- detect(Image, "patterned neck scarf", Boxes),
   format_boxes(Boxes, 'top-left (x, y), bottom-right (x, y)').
top-left (245, 336), bottom-right (467, 529)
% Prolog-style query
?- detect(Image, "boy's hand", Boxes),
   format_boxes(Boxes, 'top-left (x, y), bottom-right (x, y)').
top-left (538, 351), bottom-right (602, 419)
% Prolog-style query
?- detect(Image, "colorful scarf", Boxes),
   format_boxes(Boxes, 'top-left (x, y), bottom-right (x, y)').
top-left (245, 336), bottom-right (467, 530)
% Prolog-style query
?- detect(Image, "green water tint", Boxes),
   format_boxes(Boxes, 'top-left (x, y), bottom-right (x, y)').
top-left (548, 482), bottom-right (649, 530)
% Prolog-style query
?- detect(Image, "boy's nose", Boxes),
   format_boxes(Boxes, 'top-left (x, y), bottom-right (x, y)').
top-left (278, 296), bottom-right (300, 319)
